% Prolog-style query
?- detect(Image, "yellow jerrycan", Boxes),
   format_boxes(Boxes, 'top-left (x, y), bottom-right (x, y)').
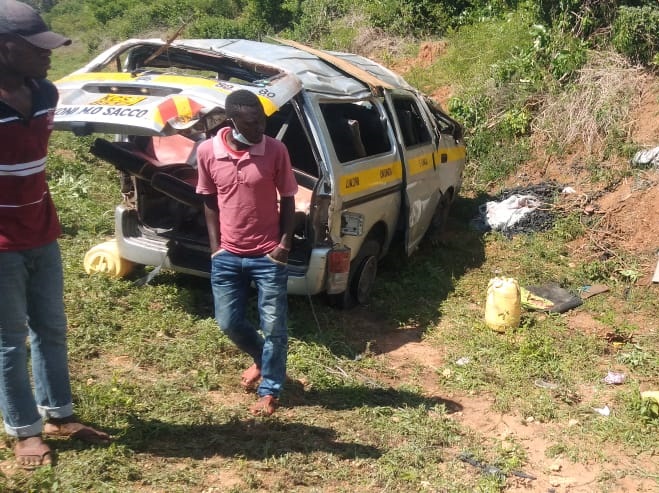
top-left (83, 240), bottom-right (134, 278)
top-left (485, 277), bottom-right (521, 332)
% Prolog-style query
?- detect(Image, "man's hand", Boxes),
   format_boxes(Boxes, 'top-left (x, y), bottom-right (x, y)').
top-left (269, 245), bottom-right (289, 264)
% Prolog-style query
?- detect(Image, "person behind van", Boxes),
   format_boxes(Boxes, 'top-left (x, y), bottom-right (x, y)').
top-left (196, 89), bottom-right (297, 416)
top-left (0, 0), bottom-right (111, 469)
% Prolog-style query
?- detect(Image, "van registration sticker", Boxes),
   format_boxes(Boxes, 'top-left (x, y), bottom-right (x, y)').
top-left (90, 94), bottom-right (147, 106)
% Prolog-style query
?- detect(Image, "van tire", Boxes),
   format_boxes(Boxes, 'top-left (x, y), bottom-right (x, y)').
top-left (328, 239), bottom-right (380, 309)
top-left (430, 192), bottom-right (452, 234)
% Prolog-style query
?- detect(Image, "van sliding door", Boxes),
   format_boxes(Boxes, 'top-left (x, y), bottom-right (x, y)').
top-left (385, 90), bottom-right (442, 254)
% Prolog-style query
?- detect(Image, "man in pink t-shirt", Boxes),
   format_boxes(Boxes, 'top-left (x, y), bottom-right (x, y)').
top-left (196, 90), bottom-right (297, 416)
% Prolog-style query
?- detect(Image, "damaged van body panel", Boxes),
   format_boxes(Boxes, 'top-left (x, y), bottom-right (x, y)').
top-left (54, 38), bottom-right (466, 307)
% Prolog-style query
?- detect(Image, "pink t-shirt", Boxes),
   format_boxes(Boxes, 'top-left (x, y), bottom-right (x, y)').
top-left (196, 127), bottom-right (298, 256)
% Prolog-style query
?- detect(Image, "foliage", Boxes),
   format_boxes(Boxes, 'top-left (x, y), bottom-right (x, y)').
top-left (360, 0), bottom-right (463, 38)
top-left (283, 0), bottom-right (350, 44)
top-left (533, 51), bottom-right (644, 157)
top-left (612, 6), bottom-right (659, 65)
top-left (532, 0), bottom-right (619, 38)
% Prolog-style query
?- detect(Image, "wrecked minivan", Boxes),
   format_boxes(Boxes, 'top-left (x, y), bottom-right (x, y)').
top-left (54, 37), bottom-right (466, 307)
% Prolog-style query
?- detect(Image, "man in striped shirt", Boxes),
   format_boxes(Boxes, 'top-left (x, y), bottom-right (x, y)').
top-left (0, 0), bottom-right (109, 469)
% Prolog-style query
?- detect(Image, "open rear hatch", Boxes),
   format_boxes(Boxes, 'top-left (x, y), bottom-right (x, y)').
top-left (54, 39), bottom-right (302, 137)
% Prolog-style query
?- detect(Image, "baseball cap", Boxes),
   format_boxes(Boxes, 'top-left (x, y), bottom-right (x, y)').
top-left (0, 0), bottom-right (71, 49)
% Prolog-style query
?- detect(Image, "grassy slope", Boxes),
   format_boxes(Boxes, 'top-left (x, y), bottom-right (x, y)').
top-left (1, 12), bottom-right (657, 493)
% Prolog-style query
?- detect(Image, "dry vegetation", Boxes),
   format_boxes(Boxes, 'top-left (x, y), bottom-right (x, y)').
top-left (533, 51), bottom-right (646, 155)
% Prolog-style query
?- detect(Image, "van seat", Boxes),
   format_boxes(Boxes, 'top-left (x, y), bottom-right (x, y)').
top-left (145, 134), bottom-right (200, 166)
top-left (278, 185), bottom-right (312, 215)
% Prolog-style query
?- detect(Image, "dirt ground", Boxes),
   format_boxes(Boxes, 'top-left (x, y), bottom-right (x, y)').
top-left (362, 45), bottom-right (659, 491)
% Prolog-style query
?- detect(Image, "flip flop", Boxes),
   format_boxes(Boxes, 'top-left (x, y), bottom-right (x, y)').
top-left (15, 436), bottom-right (52, 470)
top-left (43, 421), bottom-right (112, 444)
top-left (240, 363), bottom-right (261, 392)
top-left (250, 395), bottom-right (278, 416)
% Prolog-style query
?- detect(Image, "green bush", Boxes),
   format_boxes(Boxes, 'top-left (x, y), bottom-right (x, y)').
top-left (448, 94), bottom-right (492, 130)
top-left (242, 0), bottom-right (295, 35)
top-left (188, 17), bottom-right (259, 40)
top-left (287, 0), bottom-right (349, 44)
top-left (361, 0), bottom-right (465, 37)
top-left (532, 0), bottom-right (619, 37)
top-left (612, 6), bottom-right (659, 65)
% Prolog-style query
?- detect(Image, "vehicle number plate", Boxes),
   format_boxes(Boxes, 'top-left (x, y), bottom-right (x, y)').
top-left (90, 94), bottom-right (146, 106)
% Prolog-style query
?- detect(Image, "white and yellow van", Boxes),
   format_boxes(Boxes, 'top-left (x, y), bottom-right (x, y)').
top-left (54, 37), bottom-right (466, 307)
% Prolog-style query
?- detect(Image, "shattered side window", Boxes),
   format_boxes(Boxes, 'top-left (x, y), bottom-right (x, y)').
top-left (267, 103), bottom-right (319, 179)
top-left (320, 101), bottom-right (391, 163)
top-left (392, 97), bottom-right (431, 148)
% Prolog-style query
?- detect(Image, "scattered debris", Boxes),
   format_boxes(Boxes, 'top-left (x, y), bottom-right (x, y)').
top-left (478, 194), bottom-right (541, 230)
top-left (603, 371), bottom-right (626, 385)
top-left (631, 146), bottom-right (659, 168)
top-left (604, 331), bottom-right (633, 344)
top-left (579, 283), bottom-right (609, 299)
top-left (592, 405), bottom-right (611, 416)
top-left (534, 379), bottom-right (559, 390)
top-left (521, 283), bottom-right (583, 313)
top-left (458, 452), bottom-right (537, 481)
top-left (471, 182), bottom-right (562, 236)
top-left (640, 390), bottom-right (659, 403)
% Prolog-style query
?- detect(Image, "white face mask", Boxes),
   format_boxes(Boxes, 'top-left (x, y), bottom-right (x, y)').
top-left (231, 128), bottom-right (258, 146)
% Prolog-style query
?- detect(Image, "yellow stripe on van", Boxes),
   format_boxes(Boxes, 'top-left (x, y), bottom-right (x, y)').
top-left (339, 162), bottom-right (403, 195)
top-left (407, 145), bottom-right (466, 176)
top-left (407, 153), bottom-right (434, 175)
top-left (433, 146), bottom-right (467, 166)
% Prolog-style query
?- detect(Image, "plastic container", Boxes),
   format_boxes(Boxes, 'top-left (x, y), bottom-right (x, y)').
top-left (84, 240), bottom-right (134, 278)
top-left (485, 277), bottom-right (521, 332)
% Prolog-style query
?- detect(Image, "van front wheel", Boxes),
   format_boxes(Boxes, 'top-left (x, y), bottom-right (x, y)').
top-left (327, 239), bottom-right (380, 309)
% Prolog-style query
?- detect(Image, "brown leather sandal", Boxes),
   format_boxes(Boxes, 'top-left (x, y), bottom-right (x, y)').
top-left (43, 420), bottom-right (111, 444)
top-left (15, 436), bottom-right (52, 469)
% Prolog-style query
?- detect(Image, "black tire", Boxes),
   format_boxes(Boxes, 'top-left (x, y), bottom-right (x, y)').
top-left (430, 192), bottom-right (452, 234)
top-left (327, 239), bottom-right (380, 309)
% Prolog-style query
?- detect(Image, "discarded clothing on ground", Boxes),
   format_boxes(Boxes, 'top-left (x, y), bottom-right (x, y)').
top-left (471, 182), bottom-right (560, 236)
top-left (631, 146), bottom-right (659, 168)
top-left (521, 282), bottom-right (583, 313)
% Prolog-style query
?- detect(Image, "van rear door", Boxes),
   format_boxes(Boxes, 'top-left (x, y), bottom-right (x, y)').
top-left (385, 90), bottom-right (442, 254)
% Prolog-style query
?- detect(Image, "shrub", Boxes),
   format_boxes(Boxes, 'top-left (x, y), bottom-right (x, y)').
top-left (188, 17), bottom-right (258, 40)
top-left (532, 0), bottom-right (619, 38)
top-left (361, 0), bottom-right (465, 38)
top-left (287, 0), bottom-right (349, 44)
top-left (612, 6), bottom-right (659, 65)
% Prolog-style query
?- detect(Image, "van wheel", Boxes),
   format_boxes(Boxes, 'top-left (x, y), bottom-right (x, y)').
top-left (328, 239), bottom-right (380, 309)
top-left (430, 193), bottom-right (452, 234)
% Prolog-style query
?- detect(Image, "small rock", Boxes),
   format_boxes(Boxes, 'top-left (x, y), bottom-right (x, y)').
top-left (549, 463), bottom-right (562, 472)
top-left (525, 416), bottom-right (535, 423)
top-left (568, 418), bottom-right (580, 427)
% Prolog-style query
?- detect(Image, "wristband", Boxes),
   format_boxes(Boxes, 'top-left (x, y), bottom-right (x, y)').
top-left (278, 243), bottom-right (290, 252)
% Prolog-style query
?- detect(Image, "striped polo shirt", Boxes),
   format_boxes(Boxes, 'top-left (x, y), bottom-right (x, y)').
top-left (0, 78), bottom-right (61, 251)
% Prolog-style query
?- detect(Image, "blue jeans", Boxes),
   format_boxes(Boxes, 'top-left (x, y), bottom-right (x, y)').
top-left (0, 241), bottom-right (73, 438)
top-left (211, 251), bottom-right (289, 398)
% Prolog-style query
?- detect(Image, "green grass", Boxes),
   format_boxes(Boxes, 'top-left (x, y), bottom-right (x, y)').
top-left (2, 6), bottom-right (658, 491)
top-left (3, 135), bottom-right (656, 493)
